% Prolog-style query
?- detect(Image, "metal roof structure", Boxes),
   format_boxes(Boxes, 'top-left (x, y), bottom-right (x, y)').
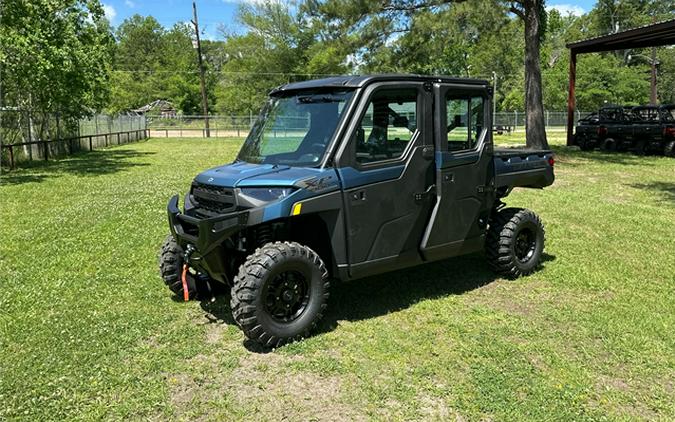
top-left (566, 19), bottom-right (675, 53)
top-left (565, 19), bottom-right (675, 146)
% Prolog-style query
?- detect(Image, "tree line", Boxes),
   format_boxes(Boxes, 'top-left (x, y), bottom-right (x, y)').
top-left (2, 0), bottom-right (674, 127)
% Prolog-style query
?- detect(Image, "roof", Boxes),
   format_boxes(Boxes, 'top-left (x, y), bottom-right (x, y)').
top-left (131, 99), bottom-right (176, 114)
top-left (567, 19), bottom-right (675, 53)
top-left (272, 74), bottom-right (489, 94)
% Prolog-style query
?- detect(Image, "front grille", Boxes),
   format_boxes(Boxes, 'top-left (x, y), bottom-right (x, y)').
top-left (190, 182), bottom-right (236, 216)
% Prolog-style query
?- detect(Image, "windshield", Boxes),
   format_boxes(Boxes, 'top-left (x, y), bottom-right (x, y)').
top-left (238, 90), bottom-right (355, 166)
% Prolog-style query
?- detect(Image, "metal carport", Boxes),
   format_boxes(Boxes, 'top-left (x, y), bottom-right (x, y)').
top-left (566, 19), bottom-right (675, 146)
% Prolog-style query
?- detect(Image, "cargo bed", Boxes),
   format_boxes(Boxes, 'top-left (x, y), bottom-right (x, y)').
top-left (493, 148), bottom-right (555, 192)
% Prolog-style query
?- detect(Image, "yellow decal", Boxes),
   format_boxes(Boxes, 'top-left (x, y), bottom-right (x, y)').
top-left (291, 203), bottom-right (302, 216)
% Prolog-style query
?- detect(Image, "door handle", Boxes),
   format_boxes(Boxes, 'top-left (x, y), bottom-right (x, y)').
top-left (350, 190), bottom-right (366, 202)
top-left (414, 184), bottom-right (435, 203)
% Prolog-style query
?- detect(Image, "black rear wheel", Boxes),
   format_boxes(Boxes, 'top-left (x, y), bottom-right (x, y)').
top-left (486, 208), bottom-right (545, 279)
top-left (601, 138), bottom-right (617, 152)
top-left (230, 241), bottom-right (330, 348)
top-left (664, 140), bottom-right (675, 157)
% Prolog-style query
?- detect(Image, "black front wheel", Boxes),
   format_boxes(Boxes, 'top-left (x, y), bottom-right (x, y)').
top-left (577, 136), bottom-right (595, 151)
top-left (486, 208), bottom-right (545, 279)
top-left (230, 241), bottom-right (330, 348)
top-left (159, 235), bottom-right (214, 300)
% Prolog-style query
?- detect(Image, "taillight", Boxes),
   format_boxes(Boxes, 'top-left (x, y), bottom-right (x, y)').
top-left (548, 156), bottom-right (555, 167)
top-left (597, 126), bottom-right (608, 136)
top-left (664, 126), bottom-right (675, 137)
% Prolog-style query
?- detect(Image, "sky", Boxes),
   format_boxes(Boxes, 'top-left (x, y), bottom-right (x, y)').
top-left (100, 0), bottom-right (601, 40)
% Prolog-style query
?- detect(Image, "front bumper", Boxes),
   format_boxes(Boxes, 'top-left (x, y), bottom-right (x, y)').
top-left (167, 194), bottom-right (249, 256)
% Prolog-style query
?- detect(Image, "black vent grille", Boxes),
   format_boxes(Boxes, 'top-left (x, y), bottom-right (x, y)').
top-left (190, 182), bottom-right (236, 216)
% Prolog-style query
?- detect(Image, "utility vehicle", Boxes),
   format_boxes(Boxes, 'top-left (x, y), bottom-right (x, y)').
top-left (160, 75), bottom-right (555, 347)
top-left (574, 104), bottom-right (675, 155)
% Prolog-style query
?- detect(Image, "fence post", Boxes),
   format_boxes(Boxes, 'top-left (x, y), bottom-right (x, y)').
top-left (26, 110), bottom-right (33, 161)
top-left (514, 111), bottom-right (518, 133)
top-left (44, 140), bottom-right (49, 161)
top-left (56, 113), bottom-right (61, 141)
top-left (89, 136), bottom-right (93, 151)
top-left (9, 146), bottom-right (14, 170)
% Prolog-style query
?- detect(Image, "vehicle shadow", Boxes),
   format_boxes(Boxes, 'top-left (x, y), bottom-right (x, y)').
top-left (0, 147), bottom-right (154, 186)
top-left (318, 252), bottom-right (555, 333)
top-left (628, 181), bottom-right (675, 204)
top-left (199, 252), bottom-right (556, 353)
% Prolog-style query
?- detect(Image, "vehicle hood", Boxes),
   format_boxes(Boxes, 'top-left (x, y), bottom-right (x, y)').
top-left (193, 161), bottom-right (338, 189)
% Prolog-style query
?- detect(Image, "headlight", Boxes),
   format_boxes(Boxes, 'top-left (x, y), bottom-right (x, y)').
top-left (238, 187), bottom-right (295, 207)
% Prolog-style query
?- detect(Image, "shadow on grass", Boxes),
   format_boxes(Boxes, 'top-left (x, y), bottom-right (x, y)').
top-left (549, 145), bottom-right (656, 166)
top-left (629, 181), bottom-right (675, 204)
top-left (0, 147), bottom-right (155, 186)
top-left (199, 252), bottom-right (556, 352)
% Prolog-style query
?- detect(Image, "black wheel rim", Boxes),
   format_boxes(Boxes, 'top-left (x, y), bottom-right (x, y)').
top-left (263, 270), bottom-right (310, 323)
top-left (514, 228), bottom-right (537, 263)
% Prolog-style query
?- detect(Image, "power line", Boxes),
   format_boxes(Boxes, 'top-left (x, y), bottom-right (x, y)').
top-left (111, 69), bottom-right (349, 76)
top-left (110, 69), bottom-right (501, 79)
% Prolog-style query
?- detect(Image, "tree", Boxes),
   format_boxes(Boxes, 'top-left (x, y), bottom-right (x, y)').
top-left (213, 1), bottom-right (347, 115)
top-left (510, 0), bottom-right (548, 148)
top-left (0, 0), bottom-right (113, 119)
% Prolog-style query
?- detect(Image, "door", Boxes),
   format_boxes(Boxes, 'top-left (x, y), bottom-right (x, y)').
top-left (336, 82), bottom-right (435, 279)
top-left (420, 83), bottom-right (494, 261)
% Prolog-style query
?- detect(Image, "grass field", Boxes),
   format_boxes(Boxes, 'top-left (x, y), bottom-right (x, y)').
top-left (1, 134), bottom-right (674, 420)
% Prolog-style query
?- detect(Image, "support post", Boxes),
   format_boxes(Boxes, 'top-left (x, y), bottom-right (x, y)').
top-left (566, 50), bottom-right (577, 146)
top-left (650, 46), bottom-right (658, 105)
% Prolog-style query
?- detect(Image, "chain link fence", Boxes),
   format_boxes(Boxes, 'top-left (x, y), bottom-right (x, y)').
top-left (1, 110), bottom-right (147, 168)
top-left (494, 111), bottom-right (589, 132)
top-left (148, 111), bottom-right (591, 139)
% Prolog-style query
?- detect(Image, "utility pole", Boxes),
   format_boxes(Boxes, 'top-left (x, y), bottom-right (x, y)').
top-left (192, 1), bottom-right (210, 137)
top-left (650, 46), bottom-right (658, 105)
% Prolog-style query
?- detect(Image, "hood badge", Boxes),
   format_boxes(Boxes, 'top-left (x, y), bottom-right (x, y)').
top-left (207, 177), bottom-right (214, 182)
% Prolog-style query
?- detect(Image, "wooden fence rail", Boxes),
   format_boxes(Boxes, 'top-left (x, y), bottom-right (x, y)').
top-left (1, 129), bottom-right (149, 170)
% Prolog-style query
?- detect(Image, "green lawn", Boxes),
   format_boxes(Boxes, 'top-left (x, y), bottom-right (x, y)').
top-left (1, 136), bottom-right (674, 420)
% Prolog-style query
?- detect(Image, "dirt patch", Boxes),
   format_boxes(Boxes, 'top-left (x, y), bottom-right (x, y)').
top-left (467, 279), bottom-right (545, 318)
top-left (417, 394), bottom-right (466, 421)
top-left (590, 374), bottom-right (659, 420)
top-left (596, 374), bottom-right (630, 392)
top-left (204, 322), bottom-right (226, 345)
top-left (168, 351), bottom-right (365, 420)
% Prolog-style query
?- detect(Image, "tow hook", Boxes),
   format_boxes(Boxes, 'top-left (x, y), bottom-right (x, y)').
top-left (181, 245), bottom-right (196, 302)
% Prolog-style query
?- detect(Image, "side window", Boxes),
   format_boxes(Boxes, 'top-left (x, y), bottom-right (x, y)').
top-left (446, 94), bottom-right (485, 151)
top-left (354, 88), bottom-right (417, 164)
